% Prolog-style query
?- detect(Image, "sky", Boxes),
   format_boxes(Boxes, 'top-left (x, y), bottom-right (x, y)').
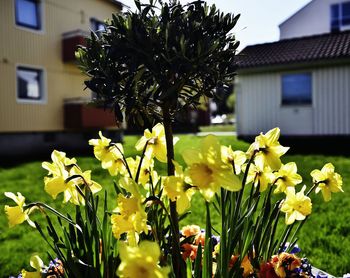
top-left (120, 0), bottom-right (312, 49)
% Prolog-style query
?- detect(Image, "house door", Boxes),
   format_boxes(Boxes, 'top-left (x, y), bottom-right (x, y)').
top-left (278, 73), bottom-right (313, 135)
top-left (279, 107), bottom-right (313, 135)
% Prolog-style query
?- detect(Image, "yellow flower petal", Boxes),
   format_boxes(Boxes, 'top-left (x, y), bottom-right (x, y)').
top-left (5, 205), bottom-right (26, 228)
top-left (311, 163), bottom-right (343, 202)
top-left (135, 123), bottom-right (170, 163)
top-left (44, 176), bottom-right (67, 199)
top-left (117, 241), bottom-right (169, 278)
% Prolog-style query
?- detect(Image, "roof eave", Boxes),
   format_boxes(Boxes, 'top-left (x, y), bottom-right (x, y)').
top-left (237, 58), bottom-right (350, 74)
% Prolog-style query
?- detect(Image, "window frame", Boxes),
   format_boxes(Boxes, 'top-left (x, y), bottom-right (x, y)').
top-left (16, 64), bottom-right (47, 104)
top-left (14, 0), bottom-right (44, 33)
top-left (281, 72), bottom-right (312, 106)
top-left (330, 1), bottom-right (350, 32)
top-left (90, 18), bottom-right (106, 33)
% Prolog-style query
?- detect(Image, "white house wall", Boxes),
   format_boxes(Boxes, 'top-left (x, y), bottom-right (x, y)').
top-left (313, 66), bottom-right (350, 134)
top-left (279, 0), bottom-right (350, 40)
top-left (236, 74), bottom-right (280, 136)
top-left (236, 65), bottom-right (350, 136)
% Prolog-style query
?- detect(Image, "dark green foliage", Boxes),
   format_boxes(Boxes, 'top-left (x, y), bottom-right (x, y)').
top-left (77, 0), bottom-right (239, 127)
top-left (32, 188), bottom-right (120, 277)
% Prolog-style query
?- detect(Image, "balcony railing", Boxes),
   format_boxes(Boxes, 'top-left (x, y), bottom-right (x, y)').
top-left (64, 98), bottom-right (116, 129)
top-left (62, 30), bottom-right (88, 63)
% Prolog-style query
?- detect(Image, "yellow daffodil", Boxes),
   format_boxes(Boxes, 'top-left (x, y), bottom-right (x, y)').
top-left (89, 131), bottom-right (112, 161)
top-left (183, 135), bottom-right (241, 201)
top-left (247, 128), bottom-right (289, 170)
top-left (273, 162), bottom-right (302, 194)
top-left (21, 254), bottom-right (44, 278)
top-left (280, 185), bottom-right (312, 225)
top-left (43, 150), bottom-right (76, 201)
top-left (111, 214), bottom-right (134, 239)
top-left (43, 150), bottom-right (101, 205)
top-left (42, 151), bottom-right (75, 200)
top-left (43, 168), bottom-right (69, 200)
top-left (4, 192), bottom-right (35, 228)
top-left (245, 164), bottom-right (274, 192)
top-left (89, 131), bottom-right (122, 169)
top-left (310, 163), bottom-right (343, 202)
top-left (42, 150), bottom-right (77, 176)
top-left (89, 132), bottom-right (126, 175)
top-left (106, 144), bottom-right (127, 176)
top-left (163, 161), bottom-right (195, 214)
top-left (126, 156), bottom-right (159, 187)
top-left (111, 194), bottom-right (148, 240)
top-left (66, 168), bottom-right (102, 205)
top-left (117, 241), bottom-right (170, 278)
top-left (115, 194), bottom-right (140, 215)
top-left (119, 176), bottom-right (142, 199)
top-left (221, 145), bottom-right (246, 174)
top-left (135, 123), bottom-right (178, 163)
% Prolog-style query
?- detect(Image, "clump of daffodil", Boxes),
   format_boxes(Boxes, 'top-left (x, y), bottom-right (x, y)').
top-left (221, 145), bottom-right (246, 174)
top-left (245, 163), bottom-right (274, 192)
top-left (42, 150), bottom-right (101, 205)
top-left (183, 135), bottom-right (241, 201)
top-left (163, 161), bottom-right (195, 214)
top-left (111, 193), bottom-right (148, 245)
top-left (280, 185), bottom-right (312, 225)
top-left (247, 127), bottom-right (289, 171)
top-left (4, 192), bottom-right (35, 228)
top-left (311, 163), bottom-right (343, 202)
top-left (21, 254), bottom-right (44, 278)
top-left (273, 162), bottom-right (302, 194)
top-left (89, 131), bottom-right (126, 176)
top-left (135, 123), bottom-right (178, 163)
top-left (117, 241), bottom-right (170, 278)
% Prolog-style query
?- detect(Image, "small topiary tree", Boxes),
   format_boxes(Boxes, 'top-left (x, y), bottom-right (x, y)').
top-left (77, 1), bottom-right (240, 276)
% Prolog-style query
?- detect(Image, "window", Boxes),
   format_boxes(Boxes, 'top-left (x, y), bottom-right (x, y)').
top-left (15, 0), bottom-right (42, 30)
top-left (90, 18), bottom-right (106, 32)
top-left (281, 73), bottom-right (312, 105)
top-left (331, 1), bottom-right (350, 32)
top-left (17, 66), bottom-right (44, 102)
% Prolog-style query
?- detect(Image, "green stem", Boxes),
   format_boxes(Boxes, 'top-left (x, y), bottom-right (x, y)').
top-left (111, 143), bottom-right (133, 179)
top-left (24, 202), bottom-right (82, 232)
top-left (220, 188), bottom-right (228, 278)
top-left (135, 140), bottom-right (149, 183)
top-left (306, 182), bottom-right (319, 196)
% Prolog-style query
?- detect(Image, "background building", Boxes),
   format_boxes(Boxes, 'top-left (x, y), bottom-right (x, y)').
top-left (280, 0), bottom-right (350, 39)
top-left (236, 0), bottom-right (350, 149)
top-left (0, 0), bottom-right (123, 159)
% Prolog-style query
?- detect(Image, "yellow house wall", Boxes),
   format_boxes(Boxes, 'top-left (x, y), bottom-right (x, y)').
top-left (0, 0), bottom-right (120, 132)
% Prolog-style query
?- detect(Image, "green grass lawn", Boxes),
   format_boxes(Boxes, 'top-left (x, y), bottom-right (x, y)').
top-left (1, 135), bottom-right (349, 276)
top-left (199, 124), bottom-right (236, 133)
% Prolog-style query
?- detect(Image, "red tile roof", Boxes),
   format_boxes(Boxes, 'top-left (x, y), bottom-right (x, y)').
top-left (237, 31), bottom-right (350, 69)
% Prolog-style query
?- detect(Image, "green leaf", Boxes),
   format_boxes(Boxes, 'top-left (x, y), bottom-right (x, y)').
top-left (186, 258), bottom-right (192, 278)
top-left (194, 243), bottom-right (202, 277)
top-left (202, 201), bottom-right (212, 278)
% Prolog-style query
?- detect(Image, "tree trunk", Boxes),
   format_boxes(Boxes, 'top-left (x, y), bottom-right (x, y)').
top-left (162, 106), bottom-right (184, 278)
